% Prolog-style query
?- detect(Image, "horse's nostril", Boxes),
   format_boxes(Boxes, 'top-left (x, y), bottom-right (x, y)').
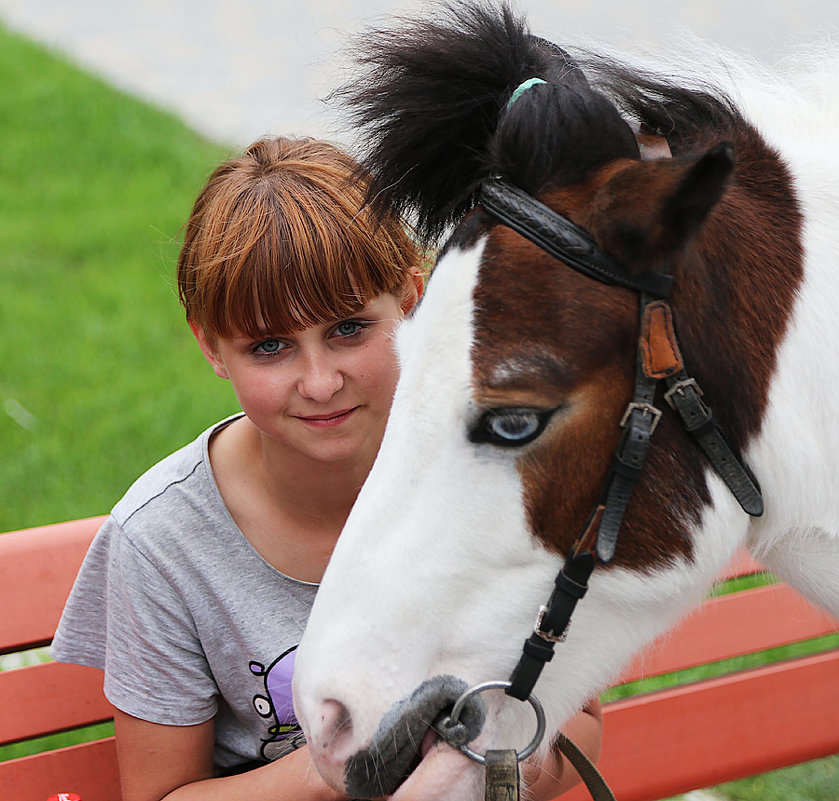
top-left (317, 698), bottom-right (354, 757)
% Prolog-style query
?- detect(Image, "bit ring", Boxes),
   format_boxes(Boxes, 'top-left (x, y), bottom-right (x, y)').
top-left (442, 680), bottom-right (546, 764)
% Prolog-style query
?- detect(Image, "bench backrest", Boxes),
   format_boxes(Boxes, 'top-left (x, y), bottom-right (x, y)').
top-left (1, 519), bottom-right (837, 801)
top-left (565, 561), bottom-right (839, 801)
top-left (0, 518), bottom-right (118, 801)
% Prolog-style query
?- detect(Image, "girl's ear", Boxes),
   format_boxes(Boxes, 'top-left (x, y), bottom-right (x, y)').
top-left (189, 320), bottom-right (230, 380)
top-left (400, 267), bottom-right (426, 315)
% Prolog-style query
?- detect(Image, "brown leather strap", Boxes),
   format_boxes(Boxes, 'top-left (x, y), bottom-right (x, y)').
top-left (554, 732), bottom-right (617, 801)
top-left (485, 749), bottom-right (520, 801)
top-left (636, 131), bottom-right (672, 161)
top-left (641, 300), bottom-right (684, 379)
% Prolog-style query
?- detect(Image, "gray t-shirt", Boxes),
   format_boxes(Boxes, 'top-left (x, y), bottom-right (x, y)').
top-left (51, 414), bottom-right (318, 769)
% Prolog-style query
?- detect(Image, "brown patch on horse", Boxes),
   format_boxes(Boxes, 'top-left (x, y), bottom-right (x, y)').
top-left (471, 123), bottom-right (803, 570)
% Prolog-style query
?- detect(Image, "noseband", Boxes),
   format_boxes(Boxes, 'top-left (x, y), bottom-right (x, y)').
top-left (476, 136), bottom-right (764, 701)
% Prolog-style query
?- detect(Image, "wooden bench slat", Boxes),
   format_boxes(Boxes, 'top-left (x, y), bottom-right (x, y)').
top-left (0, 517), bottom-right (105, 654)
top-left (565, 649), bottom-right (839, 801)
top-left (3, 518), bottom-right (836, 801)
top-left (0, 737), bottom-right (119, 801)
top-left (721, 550), bottom-right (764, 579)
top-left (0, 661), bottom-right (112, 745)
top-left (620, 582), bottom-right (838, 683)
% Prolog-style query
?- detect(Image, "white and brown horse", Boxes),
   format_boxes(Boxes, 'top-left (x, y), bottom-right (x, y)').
top-left (293, 5), bottom-right (839, 800)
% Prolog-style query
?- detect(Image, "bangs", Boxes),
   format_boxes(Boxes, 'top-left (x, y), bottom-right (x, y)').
top-left (179, 144), bottom-right (419, 339)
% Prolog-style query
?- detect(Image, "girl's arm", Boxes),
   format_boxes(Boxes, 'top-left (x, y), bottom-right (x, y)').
top-left (115, 700), bottom-right (602, 801)
top-left (113, 708), bottom-right (348, 801)
top-left (524, 698), bottom-right (604, 800)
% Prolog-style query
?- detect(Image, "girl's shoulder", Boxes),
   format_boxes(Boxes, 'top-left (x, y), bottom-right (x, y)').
top-left (110, 413), bottom-right (244, 548)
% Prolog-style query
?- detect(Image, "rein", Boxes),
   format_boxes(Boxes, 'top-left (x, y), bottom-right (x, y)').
top-left (439, 133), bottom-right (764, 800)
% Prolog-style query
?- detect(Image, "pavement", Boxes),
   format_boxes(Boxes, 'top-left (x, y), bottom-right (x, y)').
top-left (1, 0), bottom-right (838, 148)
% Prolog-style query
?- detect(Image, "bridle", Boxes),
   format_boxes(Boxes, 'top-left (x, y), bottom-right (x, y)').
top-left (438, 132), bottom-right (764, 795)
top-left (477, 134), bottom-right (764, 702)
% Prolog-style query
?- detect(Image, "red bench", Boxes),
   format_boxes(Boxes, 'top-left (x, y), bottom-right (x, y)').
top-left (1, 517), bottom-right (837, 801)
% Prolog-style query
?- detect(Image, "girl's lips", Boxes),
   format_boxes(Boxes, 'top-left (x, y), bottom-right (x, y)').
top-left (296, 407), bottom-right (358, 428)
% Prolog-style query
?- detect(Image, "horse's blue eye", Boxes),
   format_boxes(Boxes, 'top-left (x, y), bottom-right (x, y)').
top-left (489, 412), bottom-right (540, 440)
top-left (469, 408), bottom-right (553, 447)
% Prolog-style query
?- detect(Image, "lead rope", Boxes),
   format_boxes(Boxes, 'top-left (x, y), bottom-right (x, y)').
top-left (553, 733), bottom-right (616, 801)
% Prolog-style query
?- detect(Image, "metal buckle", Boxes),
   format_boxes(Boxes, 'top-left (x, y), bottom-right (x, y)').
top-left (619, 402), bottom-right (662, 434)
top-left (664, 377), bottom-right (703, 409)
top-left (535, 605), bottom-right (569, 643)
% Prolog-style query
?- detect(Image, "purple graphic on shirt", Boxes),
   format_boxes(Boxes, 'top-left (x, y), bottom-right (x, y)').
top-left (249, 645), bottom-right (305, 760)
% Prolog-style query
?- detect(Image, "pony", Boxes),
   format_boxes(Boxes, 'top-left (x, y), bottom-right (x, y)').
top-left (293, 4), bottom-right (839, 800)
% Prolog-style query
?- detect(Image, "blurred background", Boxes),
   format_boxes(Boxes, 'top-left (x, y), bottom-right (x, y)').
top-left (2, 0), bottom-right (837, 148)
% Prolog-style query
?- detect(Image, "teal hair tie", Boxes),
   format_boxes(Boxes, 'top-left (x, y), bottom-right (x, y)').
top-left (506, 77), bottom-right (547, 109)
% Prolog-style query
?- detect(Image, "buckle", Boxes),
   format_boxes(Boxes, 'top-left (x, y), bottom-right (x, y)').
top-left (664, 378), bottom-right (703, 409)
top-left (620, 402), bottom-right (662, 434)
top-left (535, 605), bottom-right (570, 643)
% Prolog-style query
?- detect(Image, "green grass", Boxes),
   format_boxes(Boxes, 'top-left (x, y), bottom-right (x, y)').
top-left (0, 722), bottom-right (115, 763)
top-left (714, 756), bottom-right (839, 801)
top-left (0, 23), bottom-right (240, 531)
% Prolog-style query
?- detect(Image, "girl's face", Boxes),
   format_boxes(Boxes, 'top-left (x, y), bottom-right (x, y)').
top-left (192, 293), bottom-right (414, 468)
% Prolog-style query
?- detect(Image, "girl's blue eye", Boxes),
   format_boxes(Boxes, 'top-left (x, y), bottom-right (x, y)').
top-left (254, 339), bottom-right (285, 354)
top-left (334, 321), bottom-right (365, 338)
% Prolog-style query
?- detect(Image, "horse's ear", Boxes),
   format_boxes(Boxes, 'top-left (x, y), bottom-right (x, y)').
top-left (595, 143), bottom-right (735, 272)
top-left (661, 142), bottom-right (735, 249)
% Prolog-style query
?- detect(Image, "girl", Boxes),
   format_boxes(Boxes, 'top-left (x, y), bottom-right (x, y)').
top-left (52, 136), bottom-right (601, 801)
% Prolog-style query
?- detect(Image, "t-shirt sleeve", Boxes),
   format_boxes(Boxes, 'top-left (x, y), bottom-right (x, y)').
top-left (51, 516), bottom-right (218, 725)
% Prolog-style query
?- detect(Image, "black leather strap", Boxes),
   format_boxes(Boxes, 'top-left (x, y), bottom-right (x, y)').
top-left (480, 179), bottom-right (674, 298)
top-left (664, 373), bottom-right (764, 516)
top-left (595, 313), bottom-right (662, 561)
top-left (507, 551), bottom-right (595, 701)
top-left (595, 407), bottom-right (656, 562)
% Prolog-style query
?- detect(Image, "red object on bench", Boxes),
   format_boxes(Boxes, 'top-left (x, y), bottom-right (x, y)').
top-left (1, 518), bottom-right (837, 801)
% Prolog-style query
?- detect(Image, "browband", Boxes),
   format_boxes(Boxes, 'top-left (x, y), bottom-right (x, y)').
top-left (480, 178), bottom-right (675, 298)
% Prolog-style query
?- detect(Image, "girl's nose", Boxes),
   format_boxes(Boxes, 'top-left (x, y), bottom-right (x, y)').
top-left (297, 350), bottom-right (345, 403)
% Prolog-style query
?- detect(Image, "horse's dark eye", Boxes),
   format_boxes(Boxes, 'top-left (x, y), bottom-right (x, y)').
top-left (469, 408), bottom-right (554, 447)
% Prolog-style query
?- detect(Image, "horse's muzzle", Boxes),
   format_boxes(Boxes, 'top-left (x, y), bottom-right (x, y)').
top-left (309, 674), bottom-right (486, 798)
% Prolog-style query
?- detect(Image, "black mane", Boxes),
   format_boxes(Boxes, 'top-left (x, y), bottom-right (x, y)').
top-left (578, 55), bottom-right (743, 154)
top-left (338, 1), bottom-right (743, 245)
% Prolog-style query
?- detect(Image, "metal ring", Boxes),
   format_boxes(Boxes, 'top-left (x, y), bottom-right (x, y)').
top-left (445, 680), bottom-right (546, 764)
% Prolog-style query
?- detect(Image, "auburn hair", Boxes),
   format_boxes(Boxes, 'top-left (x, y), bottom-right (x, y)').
top-left (177, 137), bottom-right (420, 337)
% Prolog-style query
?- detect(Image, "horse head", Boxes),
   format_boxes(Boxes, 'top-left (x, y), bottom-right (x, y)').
top-left (294, 4), bottom-right (807, 800)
